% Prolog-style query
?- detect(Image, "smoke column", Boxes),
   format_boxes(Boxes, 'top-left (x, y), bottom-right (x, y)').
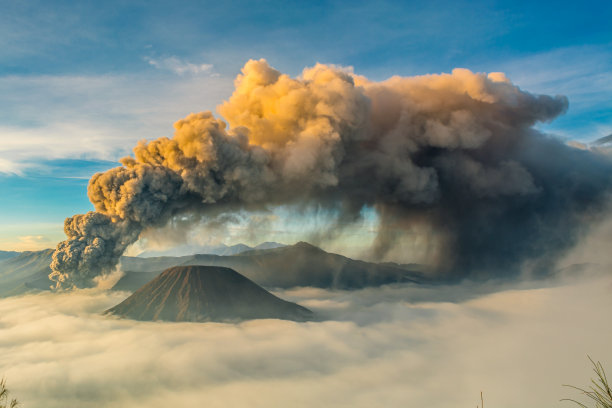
top-left (50, 59), bottom-right (612, 288)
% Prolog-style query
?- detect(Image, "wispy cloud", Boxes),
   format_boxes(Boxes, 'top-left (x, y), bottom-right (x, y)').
top-left (145, 56), bottom-right (215, 76)
top-left (0, 158), bottom-right (24, 175)
top-left (0, 223), bottom-right (65, 251)
top-left (0, 72), bottom-right (232, 174)
top-left (501, 46), bottom-right (612, 105)
top-left (487, 45), bottom-right (612, 141)
top-left (17, 235), bottom-right (53, 249)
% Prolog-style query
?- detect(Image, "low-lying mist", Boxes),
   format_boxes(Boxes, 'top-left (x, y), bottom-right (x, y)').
top-left (0, 267), bottom-right (609, 408)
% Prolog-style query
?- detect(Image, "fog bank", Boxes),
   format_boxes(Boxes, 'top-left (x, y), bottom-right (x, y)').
top-left (0, 271), bottom-right (610, 407)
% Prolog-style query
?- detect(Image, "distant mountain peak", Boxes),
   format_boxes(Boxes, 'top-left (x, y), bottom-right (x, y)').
top-left (106, 265), bottom-right (313, 322)
top-left (253, 241), bottom-right (286, 250)
top-left (292, 241), bottom-right (324, 251)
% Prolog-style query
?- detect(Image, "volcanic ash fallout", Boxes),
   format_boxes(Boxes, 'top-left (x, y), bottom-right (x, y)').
top-left (50, 59), bottom-right (612, 288)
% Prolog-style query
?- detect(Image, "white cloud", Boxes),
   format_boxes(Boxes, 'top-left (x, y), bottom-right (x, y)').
top-left (491, 45), bottom-right (612, 141)
top-left (17, 235), bottom-right (52, 246)
top-left (0, 223), bottom-right (64, 252)
top-left (0, 73), bottom-right (233, 174)
top-left (495, 46), bottom-right (611, 103)
top-left (146, 56), bottom-right (215, 76)
top-left (0, 157), bottom-right (24, 175)
top-left (0, 271), bottom-right (610, 408)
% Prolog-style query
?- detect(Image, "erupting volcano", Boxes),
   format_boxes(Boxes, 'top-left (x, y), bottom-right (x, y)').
top-left (49, 59), bottom-right (612, 289)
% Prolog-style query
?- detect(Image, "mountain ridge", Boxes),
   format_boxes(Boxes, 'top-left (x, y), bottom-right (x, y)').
top-left (0, 242), bottom-right (427, 296)
top-left (0, 250), bottom-right (20, 261)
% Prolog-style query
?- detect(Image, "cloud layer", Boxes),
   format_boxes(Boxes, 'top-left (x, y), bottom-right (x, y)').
top-left (0, 271), bottom-right (610, 408)
top-left (145, 56), bottom-right (214, 76)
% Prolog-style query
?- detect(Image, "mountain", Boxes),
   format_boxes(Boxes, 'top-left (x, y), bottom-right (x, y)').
top-left (0, 251), bottom-right (19, 261)
top-left (136, 242), bottom-right (286, 257)
top-left (117, 241), bottom-right (426, 291)
top-left (106, 265), bottom-right (313, 322)
top-left (0, 249), bottom-right (54, 296)
top-left (0, 242), bottom-right (426, 297)
top-left (253, 242), bottom-right (286, 251)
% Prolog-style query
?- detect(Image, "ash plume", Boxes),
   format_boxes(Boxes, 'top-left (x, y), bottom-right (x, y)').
top-left (50, 59), bottom-right (612, 288)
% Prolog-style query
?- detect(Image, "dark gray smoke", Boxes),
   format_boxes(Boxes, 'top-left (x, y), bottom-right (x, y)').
top-left (50, 59), bottom-right (612, 288)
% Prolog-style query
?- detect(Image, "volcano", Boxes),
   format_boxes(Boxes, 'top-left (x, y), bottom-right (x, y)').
top-left (106, 265), bottom-right (313, 322)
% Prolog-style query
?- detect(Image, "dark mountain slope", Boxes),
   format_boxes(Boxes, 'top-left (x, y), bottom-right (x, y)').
top-left (106, 265), bottom-right (313, 322)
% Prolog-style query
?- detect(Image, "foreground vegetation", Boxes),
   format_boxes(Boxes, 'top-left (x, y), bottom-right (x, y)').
top-left (0, 378), bottom-right (17, 408)
top-left (2, 358), bottom-right (609, 407)
top-left (563, 357), bottom-right (612, 408)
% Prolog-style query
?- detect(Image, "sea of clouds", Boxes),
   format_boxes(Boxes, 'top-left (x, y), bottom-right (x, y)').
top-left (0, 266), bottom-right (610, 408)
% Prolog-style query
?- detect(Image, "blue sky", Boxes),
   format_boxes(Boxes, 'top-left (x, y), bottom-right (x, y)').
top-left (1, 0), bottom-right (610, 250)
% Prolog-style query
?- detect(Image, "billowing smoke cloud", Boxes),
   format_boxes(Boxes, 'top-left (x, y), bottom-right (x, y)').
top-left (50, 59), bottom-right (612, 288)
